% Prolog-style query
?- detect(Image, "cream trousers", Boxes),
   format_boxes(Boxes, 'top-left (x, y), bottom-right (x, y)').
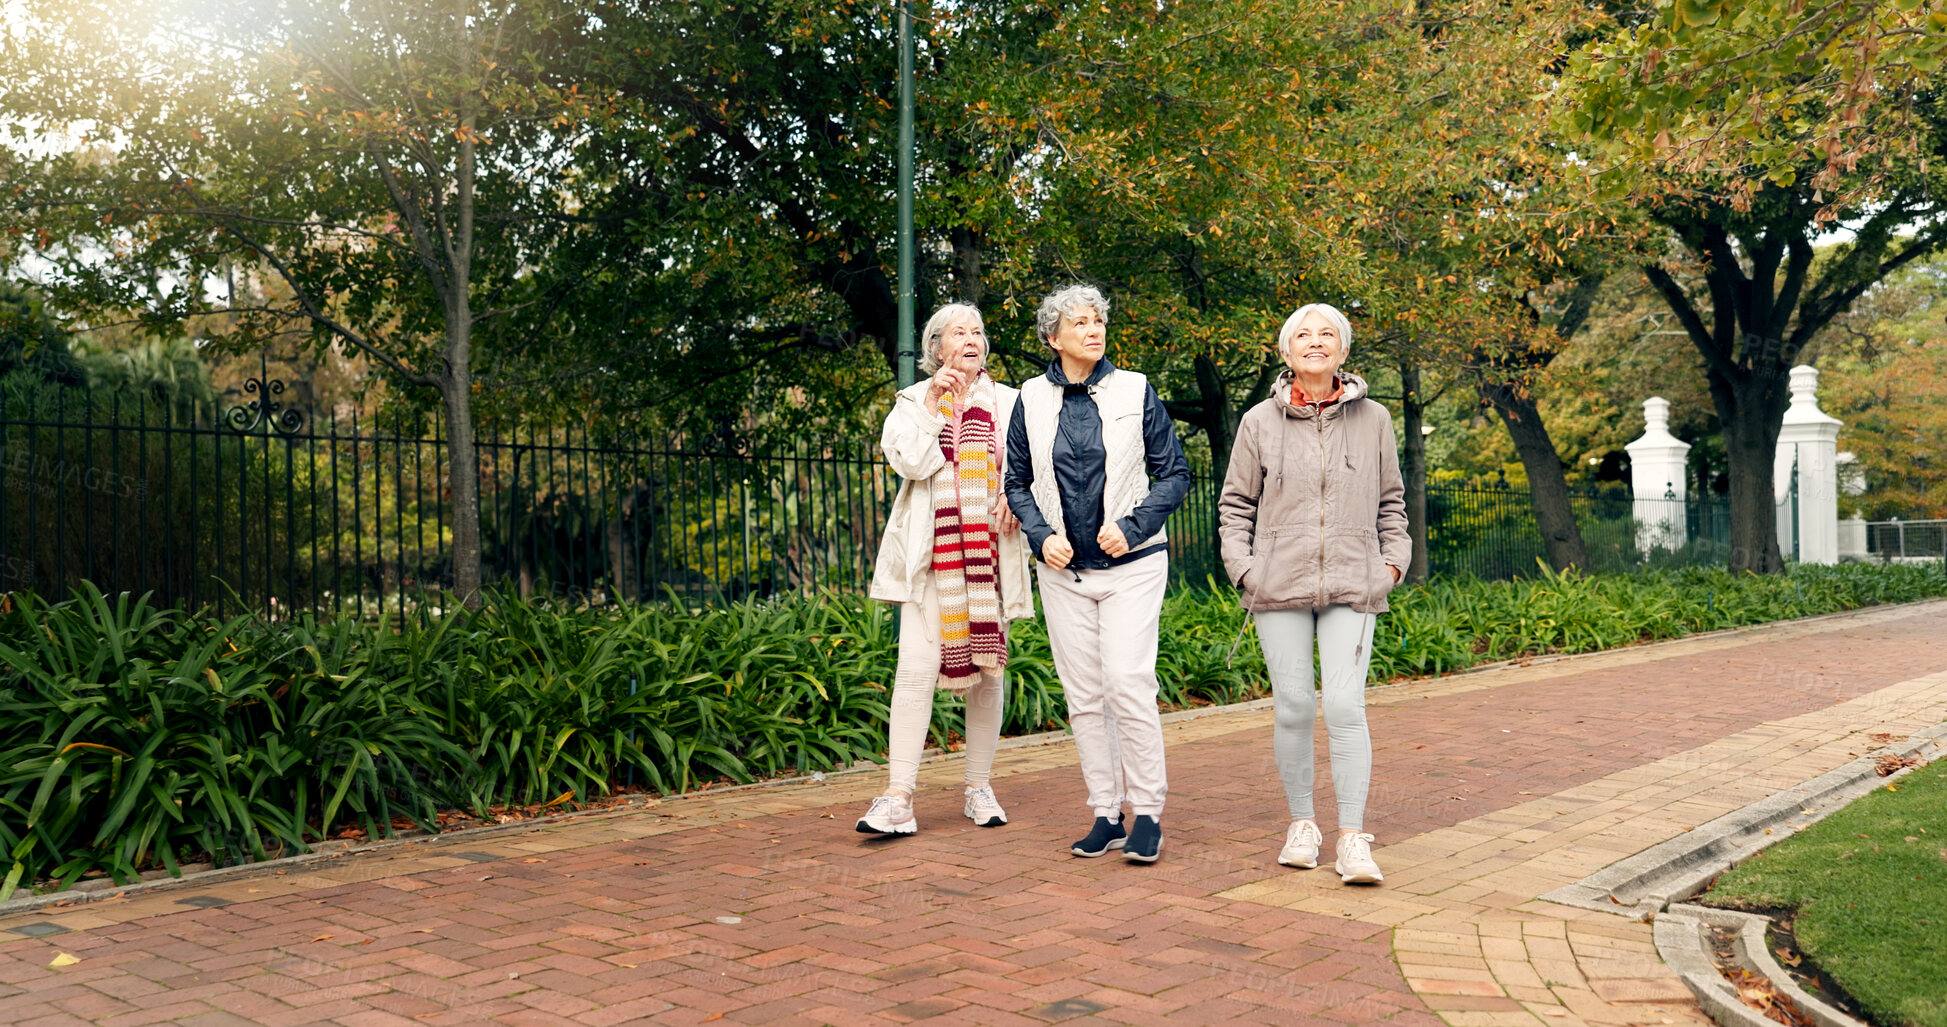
top-left (1037, 554), bottom-right (1170, 818)
top-left (884, 576), bottom-right (1006, 796)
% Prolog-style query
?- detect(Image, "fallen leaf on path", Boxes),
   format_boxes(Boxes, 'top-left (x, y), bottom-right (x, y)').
top-left (311, 935), bottom-right (334, 942)
top-left (48, 953), bottom-right (79, 967)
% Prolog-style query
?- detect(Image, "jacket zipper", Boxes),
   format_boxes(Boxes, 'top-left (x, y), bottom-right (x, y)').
top-left (1316, 413), bottom-right (1326, 600)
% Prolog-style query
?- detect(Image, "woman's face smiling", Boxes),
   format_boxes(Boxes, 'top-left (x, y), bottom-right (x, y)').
top-left (1051, 306), bottom-right (1107, 368)
top-left (1286, 310), bottom-right (1347, 376)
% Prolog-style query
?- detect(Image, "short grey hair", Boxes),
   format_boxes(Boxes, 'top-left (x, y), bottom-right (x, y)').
top-left (1277, 303), bottom-right (1353, 359)
top-left (918, 302), bottom-right (986, 376)
top-left (1034, 284), bottom-right (1111, 350)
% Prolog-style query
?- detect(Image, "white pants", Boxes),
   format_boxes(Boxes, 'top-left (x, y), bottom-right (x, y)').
top-left (1038, 554), bottom-right (1170, 818)
top-left (885, 577), bottom-right (1005, 795)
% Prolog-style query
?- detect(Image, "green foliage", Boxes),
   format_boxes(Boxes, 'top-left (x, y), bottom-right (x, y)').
top-left (1561, 0), bottom-right (1947, 206)
top-left (0, 282), bottom-right (83, 384)
top-left (1702, 762), bottom-right (1947, 1027)
top-left (1817, 256), bottom-right (1947, 519)
top-left (3, 562), bottom-right (1944, 898)
top-left (0, 585), bottom-right (458, 898)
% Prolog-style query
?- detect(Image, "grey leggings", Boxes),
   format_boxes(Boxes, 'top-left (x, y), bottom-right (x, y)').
top-left (1254, 605), bottom-right (1377, 830)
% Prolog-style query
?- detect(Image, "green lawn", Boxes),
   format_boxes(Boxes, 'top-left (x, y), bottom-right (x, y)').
top-left (1701, 755), bottom-right (1947, 1027)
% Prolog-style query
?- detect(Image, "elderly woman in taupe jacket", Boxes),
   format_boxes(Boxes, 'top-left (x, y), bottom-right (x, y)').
top-left (859, 303), bottom-right (1034, 837)
top-left (1218, 303), bottom-right (1409, 884)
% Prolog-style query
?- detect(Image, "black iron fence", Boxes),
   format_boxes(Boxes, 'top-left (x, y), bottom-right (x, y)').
top-left (1865, 519), bottom-right (1947, 562)
top-left (0, 392), bottom-right (1739, 617)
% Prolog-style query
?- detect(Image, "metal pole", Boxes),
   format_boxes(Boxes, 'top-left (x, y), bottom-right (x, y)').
top-left (895, 0), bottom-right (918, 389)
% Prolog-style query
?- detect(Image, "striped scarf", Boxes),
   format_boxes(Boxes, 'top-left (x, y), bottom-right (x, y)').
top-left (931, 373), bottom-right (1006, 690)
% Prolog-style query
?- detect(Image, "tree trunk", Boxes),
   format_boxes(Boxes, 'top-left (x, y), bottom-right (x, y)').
top-left (605, 510), bottom-right (638, 603)
top-left (444, 97), bottom-right (484, 606)
top-left (1166, 356), bottom-right (1282, 572)
top-left (1193, 354), bottom-right (1235, 477)
top-left (950, 225), bottom-right (984, 306)
top-left (1713, 368), bottom-right (1791, 573)
top-left (1398, 357), bottom-right (1430, 583)
top-left (441, 369), bottom-right (484, 605)
top-left (1478, 378), bottom-right (1590, 572)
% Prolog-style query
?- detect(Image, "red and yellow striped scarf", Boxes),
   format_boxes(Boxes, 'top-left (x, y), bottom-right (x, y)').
top-left (931, 374), bottom-right (1005, 689)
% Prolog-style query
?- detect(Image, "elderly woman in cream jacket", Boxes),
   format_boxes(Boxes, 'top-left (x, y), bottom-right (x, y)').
top-left (859, 303), bottom-right (1033, 836)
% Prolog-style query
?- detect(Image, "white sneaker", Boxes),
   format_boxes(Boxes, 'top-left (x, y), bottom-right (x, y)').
top-left (1336, 832), bottom-right (1383, 884)
top-left (855, 794), bottom-right (917, 835)
top-left (1278, 819), bottom-right (1323, 869)
top-left (963, 786), bottom-right (1007, 827)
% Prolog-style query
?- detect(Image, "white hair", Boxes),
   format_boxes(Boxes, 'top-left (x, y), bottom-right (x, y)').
top-left (1277, 303), bottom-right (1353, 360)
top-left (918, 302), bottom-right (986, 376)
top-left (1034, 284), bottom-right (1111, 350)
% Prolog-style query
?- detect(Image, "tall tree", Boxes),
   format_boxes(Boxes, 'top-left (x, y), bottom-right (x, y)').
top-left (1565, 9), bottom-right (1947, 571)
top-left (540, 0), bottom-right (1058, 443)
top-left (1009, 0), bottom-right (1620, 472)
top-left (1, 0), bottom-right (607, 600)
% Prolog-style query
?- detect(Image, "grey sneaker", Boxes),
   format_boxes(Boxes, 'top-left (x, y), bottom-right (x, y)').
top-left (1335, 831), bottom-right (1383, 884)
top-left (963, 786), bottom-right (1007, 827)
top-left (1279, 819), bottom-right (1323, 869)
top-left (855, 794), bottom-right (917, 835)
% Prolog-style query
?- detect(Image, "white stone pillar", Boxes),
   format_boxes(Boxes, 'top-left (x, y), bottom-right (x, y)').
top-left (1625, 397), bottom-right (1691, 551)
top-left (1838, 515), bottom-right (1868, 562)
top-left (1774, 365), bottom-right (1843, 564)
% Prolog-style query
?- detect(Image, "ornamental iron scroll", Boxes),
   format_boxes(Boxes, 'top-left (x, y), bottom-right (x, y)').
top-left (224, 353), bottom-right (306, 435)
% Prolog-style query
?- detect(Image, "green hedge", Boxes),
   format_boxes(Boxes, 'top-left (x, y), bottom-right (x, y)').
top-left (3, 560), bottom-right (1944, 896)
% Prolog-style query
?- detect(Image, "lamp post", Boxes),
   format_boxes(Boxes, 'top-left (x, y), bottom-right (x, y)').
top-left (894, 0), bottom-right (918, 389)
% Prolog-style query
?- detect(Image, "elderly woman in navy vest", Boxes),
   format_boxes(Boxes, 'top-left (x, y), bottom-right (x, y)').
top-left (1003, 285), bottom-right (1191, 863)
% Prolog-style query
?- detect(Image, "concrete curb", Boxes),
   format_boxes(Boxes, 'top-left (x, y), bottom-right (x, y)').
top-left (1656, 903), bottom-right (1865, 1027)
top-left (1539, 723), bottom-right (1947, 919)
top-left (6, 597), bottom-right (1939, 919)
top-left (1544, 724), bottom-right (1945, 1027)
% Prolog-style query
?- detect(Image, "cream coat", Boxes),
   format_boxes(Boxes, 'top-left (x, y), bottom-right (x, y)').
top-left (868, 379), bottom-right (1034, 621)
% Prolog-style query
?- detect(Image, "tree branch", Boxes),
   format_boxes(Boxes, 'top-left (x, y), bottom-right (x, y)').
top-left (1644, 263), bottom-right (1740, 383)
top-left (217, 220), bottom-right (433, 386)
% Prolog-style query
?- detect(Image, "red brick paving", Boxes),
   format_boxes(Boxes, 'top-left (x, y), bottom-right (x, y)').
top-left (3, 606), bottom-right (1945, 1025)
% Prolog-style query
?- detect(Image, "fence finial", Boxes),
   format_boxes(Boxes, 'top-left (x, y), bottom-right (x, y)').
top-left (224, 353), bottom-right (305, 435)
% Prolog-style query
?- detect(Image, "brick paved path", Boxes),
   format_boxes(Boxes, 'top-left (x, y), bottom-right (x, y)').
top-left (5, 601), bottom-right (1947, 1027)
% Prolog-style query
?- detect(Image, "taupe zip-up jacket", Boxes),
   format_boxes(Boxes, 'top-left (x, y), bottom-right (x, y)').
top-left (1217, 370), bottom-right (1410, 614)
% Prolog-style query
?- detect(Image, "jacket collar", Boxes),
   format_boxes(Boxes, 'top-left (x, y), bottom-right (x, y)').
top-left (1271, 369), bottom-right (1368, 420)
top-left (1046, 358), bottom-right (1113, 393)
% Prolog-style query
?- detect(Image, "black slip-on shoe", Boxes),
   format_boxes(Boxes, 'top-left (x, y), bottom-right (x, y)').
top-left (1123, 815), bottom-right (1163, 863)
top-left (1069, 815), bottom-right (1126, 857)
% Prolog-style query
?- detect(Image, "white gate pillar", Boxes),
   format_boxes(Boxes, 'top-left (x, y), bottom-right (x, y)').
top-left (1625, 397), bottom-right (1691, 551)
top-left (1775, 365), bottom-right (1842, 564)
